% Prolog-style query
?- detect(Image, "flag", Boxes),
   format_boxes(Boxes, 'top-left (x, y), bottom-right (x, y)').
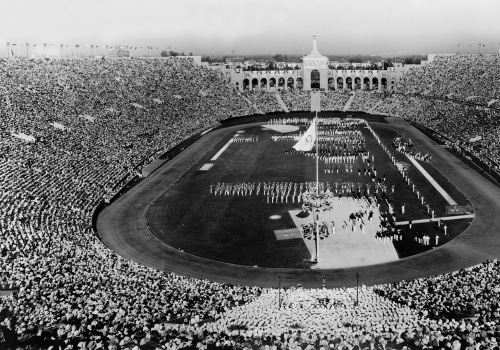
top-left (293, 118), bottom-right (317, 152)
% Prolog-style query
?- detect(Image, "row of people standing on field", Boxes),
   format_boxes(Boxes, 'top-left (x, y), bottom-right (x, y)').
top-left (392, 135), bottom-right (432, 162)
top-left (375, 227), bottom-right (403, 242)
top-left (366, 120), bottom-right (439, 224)
top-left (324, 163), bottom-right (355, 174)
top-left (210, 181), bottom-right (394, 208)
top-left (270, 116), bottom-right (364, 127)
top-left (231, 135), bottom-right (259, 142)
top-left (211, 182), bottom-right (256, 196)
top-left (268, 117), bottom-right (309, 125)
top-left (306, 117), bottom-right (365, 128)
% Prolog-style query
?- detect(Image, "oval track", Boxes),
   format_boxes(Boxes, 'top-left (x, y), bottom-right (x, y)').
top-left (96, 116), bottom-right (500, 288)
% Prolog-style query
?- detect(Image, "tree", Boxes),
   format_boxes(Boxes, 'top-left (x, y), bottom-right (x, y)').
top-left (383, 60), bottom-right (394, 69)
top-left (404, 57), bottom-right (415, 64)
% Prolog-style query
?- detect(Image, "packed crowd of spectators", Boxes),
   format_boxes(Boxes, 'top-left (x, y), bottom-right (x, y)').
top-left (2, 56), bottom-right (500, 348)
top-left (244, 91), bottom-right (283, 114)
top-left (347, 91), bottom-right (383, 113)
top-left (375, 54), bottom-right (500, 172)
top-left (396, 54), bottom-right (500, 105)
top-left (375, 259), bottom-right (500, 329)
top-left (279, 90), bottom-right (312, 112)
top-left (375, 94), bottom-right (500, 171)
top-left (0, 57), bottom-right (258, 348)
top-left (320, 91), bottom-right (351, 112)
top-left (246, 90), bottom-right (377, 113)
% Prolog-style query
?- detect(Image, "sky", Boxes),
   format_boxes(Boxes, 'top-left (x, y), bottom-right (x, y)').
top-left (0, 0), bottom-right (499, 58)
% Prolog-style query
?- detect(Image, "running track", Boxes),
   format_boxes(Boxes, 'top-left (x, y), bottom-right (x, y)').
top-left (96, 116), bottom-right (500, 288)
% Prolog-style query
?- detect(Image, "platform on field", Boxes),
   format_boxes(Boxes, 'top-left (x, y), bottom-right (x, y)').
top-left (274, 228), bottom-right (302, 240)
top-left (288, 198), bottom-right (400, 269)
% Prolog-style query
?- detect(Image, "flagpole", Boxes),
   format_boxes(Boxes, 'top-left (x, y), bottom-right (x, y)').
top-left (315, 109), bottom-right (319, 263)
top-left (316, 110), bottom-right (319, 196)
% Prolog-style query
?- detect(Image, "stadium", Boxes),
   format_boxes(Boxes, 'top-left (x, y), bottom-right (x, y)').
top-left (2, 2), bottom-right (500, 349)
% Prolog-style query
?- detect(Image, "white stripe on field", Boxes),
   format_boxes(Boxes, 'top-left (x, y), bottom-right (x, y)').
top-left (406, 155), bottom-right (458, 205)
top-left (210, 137), bottom-right (234, 161)
top-left (396, 214), bottom-right (474, 225)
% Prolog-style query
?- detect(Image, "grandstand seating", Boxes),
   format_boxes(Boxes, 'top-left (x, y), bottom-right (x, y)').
top-left (0, 55), bottom-right (499, 348)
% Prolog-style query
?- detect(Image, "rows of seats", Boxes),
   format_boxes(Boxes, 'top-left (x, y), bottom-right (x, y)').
top-left (376, 54), bottom-right (500, 170)
top-left (375, 94), bottom-right (500, 171)
top-left (0, 57), bottom-right (500, 349)
top-left (0, 57), bottom-right (260, 348)
top-left (280, 90), bottom-right (312, 112)
top-left (375, 260), bottom-right (500, 323)
top-left (396, 54), bottom-right (500, 106)
top-left (320, 91), bottom-right (351, 111)
top-left (348, 91), bottom-right (384, 112)
top-left (244, 91), bottom-right (283, 114)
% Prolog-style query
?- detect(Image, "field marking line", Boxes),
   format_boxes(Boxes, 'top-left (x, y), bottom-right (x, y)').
top-left (395, 214), bottom-right (474, 226)
top-left (210, 136), bottom-right (235, 161)
top-left (406, 154), bottom-right (458, 206)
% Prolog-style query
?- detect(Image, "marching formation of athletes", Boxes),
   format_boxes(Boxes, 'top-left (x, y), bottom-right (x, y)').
top-left (272, 134), bottom-right (300, 142)
top-left (269, 116), bottom-right (365, 127)
top-left (393, 134), bottom-right (432, 162)
top-left (209, 117), bottom-right (444, 247)
top-left (210, 180), bottom-right (391, 203)
top-left (231, 134), bottom-right (259, 142)
top-left (210, 182), bottom-right (257, 196)
top-left (366, 122), bottom-right (437, 227)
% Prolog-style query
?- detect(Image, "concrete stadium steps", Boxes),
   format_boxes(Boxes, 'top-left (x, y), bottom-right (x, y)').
top-left (368, 100), bottom-right (383, 114)
top-left (343, 92), bottom-right (356, 112)
top-left (237, 89), bottom-right (264, 114)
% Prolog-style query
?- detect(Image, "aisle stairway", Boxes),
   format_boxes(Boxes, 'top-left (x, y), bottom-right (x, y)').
top-left (236, 88), bottom-right (264, 114)
top-left (342, 92), bottom-right (356, 112)
top-left (368, 100), bottom-right (383, 114)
